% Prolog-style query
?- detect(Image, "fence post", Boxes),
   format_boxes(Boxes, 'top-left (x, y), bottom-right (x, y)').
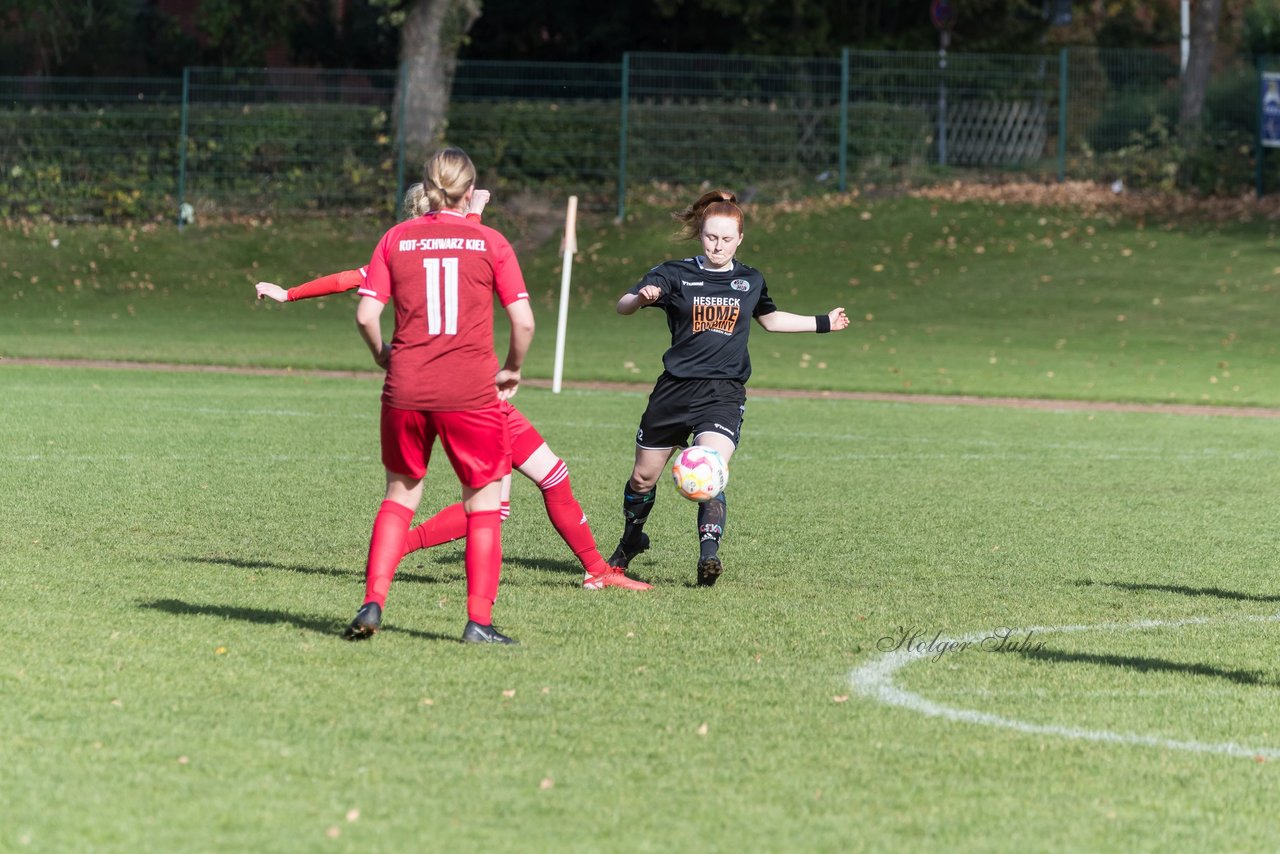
top-left (838, 48), bottom-right (850, 193)
top-left (937, 32), bottom-right (949, 167)
top-left (1057, 48), bottom-right (1068, 183)
top-left (177, 67), bottom-right (190, 230)
top-left (616, 53), bottom-right (630, 222)
top-left (1257, 56), bottom-right (1266, 198)
top-left (395, 61), bottom-right (408, 217)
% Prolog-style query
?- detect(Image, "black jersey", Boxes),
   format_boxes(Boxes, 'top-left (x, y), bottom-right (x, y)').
top-left (631, 256), bottom-right (777, 382)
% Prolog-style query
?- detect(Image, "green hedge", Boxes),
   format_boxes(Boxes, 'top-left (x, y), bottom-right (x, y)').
top-left (0, 105), bottom-right (181, 219)
top-left (1076, 65), bottom-right (1265, 194)
top-left (625, 99), bottom-right (840, 186)
top-left (847, 101), bottom-right (931, 168)
top-left (446, 99), bottom-right (617, 191)
top-left (0, 101), bottom-right (401, 221)
top-left (182, 103), bottom-right (399, 214)
top-left (2, 97), bottom-right (620, 220)
top-left (1, 57), bottom-right (1272, 223)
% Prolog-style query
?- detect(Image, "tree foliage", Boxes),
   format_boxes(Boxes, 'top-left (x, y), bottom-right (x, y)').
top-left (2, 0), bottom-right (1260, 78)
top-left (194, 0), bottom-right (310, 67)
top-left (458, 0), bottom-right (1059, 60)
top-left (290, 0), bottom-right (400, 69)
top-left (0, 0), bottom-right (139, 74)
top-left (1242, 0), bottom-right (1280, 56)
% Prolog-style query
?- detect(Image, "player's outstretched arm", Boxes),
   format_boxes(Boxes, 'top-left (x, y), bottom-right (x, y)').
top-left (258, 270), bottom-right (365, 304)
top-left (756, 306), bottom-right (849, 333)
top-left (617, 284), bottom-right (662, 315)
top-left (256, 282), bottom-right (288, 302)
top-left (288, 269), bottom-right (365, 302)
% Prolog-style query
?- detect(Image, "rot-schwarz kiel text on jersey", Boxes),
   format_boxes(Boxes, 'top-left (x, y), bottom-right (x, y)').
top-left (361, 210), bottom-right (529, 412)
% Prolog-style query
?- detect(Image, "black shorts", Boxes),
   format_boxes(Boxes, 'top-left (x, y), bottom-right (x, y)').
top-left (635, 372), bottom-right (746, 450)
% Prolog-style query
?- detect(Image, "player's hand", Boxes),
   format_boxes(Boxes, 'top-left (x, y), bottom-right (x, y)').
top-left (374, 342), bottom-right (391, 370)
top-left (636, 284), bottom-right (662, 306)
top-left (495, 368), bottom-right (521, 400)
top-left (828, 306), bottom-right (850, 331)
top-left (469, 189), bottom-right (490, 217)
top-left (256, 282), bottom-right (288, 302)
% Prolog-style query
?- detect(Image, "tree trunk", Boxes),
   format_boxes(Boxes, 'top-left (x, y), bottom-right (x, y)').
top-left (397, 0), bottom-right (482, 163)
top-left (1178, 0), bottom-right (1223, 138)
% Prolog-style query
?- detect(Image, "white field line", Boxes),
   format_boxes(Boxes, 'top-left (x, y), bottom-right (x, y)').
top-left (6, 358), bottom-right (1280, 420)
top-left (850, 615), bottom-right (1280, 760)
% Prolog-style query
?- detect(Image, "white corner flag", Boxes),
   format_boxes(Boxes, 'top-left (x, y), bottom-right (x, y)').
top-left (551, 195), bottom-right (578, 394)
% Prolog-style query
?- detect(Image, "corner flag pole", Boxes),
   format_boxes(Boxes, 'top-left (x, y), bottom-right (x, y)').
top-left (551, 195), bottom-right (578, 394)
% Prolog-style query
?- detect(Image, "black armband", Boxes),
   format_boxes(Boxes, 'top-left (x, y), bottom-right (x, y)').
top-left (815, 314), bottom-right (831, 334)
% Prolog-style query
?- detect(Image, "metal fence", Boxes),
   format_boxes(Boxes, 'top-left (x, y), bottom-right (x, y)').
top-left (846, 50), bottom-right (1059, 174)
top-left (179, 67), bottom-right (402, 216)
top-left (1, 76), bottom-right (183, 220)
top-left (624, 53), bottom-right (845, 197)
top-left (447, 60), bottom-right (622, 193)
top-left (0, 48), bottom-right (1269, 224)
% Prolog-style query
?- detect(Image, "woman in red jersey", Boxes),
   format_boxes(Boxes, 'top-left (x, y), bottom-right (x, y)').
top-left (256, 191), bottom-right (650, 593)
top-left (345, 148), bottom-right (534, 644)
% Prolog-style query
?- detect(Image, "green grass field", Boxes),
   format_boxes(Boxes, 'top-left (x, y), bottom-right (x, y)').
top-left (4, 195), bottom-right (1280, 405)
top-left (4, 195), bottom-right (1280, 850)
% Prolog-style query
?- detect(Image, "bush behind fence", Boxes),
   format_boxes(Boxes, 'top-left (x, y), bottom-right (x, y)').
top-left (1, 49), bottom-right (1276, 224)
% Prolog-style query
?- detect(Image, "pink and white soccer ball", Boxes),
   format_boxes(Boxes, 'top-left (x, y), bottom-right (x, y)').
top-left (670, 446), bottom-right (728, 502)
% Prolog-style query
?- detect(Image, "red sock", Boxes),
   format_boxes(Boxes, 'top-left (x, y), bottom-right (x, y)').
top-left (402, 501), bottom-right (510, 557)
top-left (363, 500), bottom-right (415, 608)
top-left (464, 509), bottom-right (503, 624)
top-left (539, 460), bottom-right (609, 576)
top-left (402, 502), bottom-right (467, 556)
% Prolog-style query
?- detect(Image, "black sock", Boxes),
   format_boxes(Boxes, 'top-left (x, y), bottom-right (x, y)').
top-left (621, 481), bottom-right (656, 549)
top-left (697, 491), bottom-right (726, 561)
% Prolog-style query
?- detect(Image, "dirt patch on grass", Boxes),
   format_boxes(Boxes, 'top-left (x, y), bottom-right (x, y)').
top-left (489, 189), bottom-right (564, 257)
top-left (907, 180), bottom-right (1280, 225)
top-left (6, 356), bottom-right (1280, 419)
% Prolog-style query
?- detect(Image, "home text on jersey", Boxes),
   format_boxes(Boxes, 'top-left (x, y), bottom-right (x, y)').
top-left (692, 295), bottom-right (740, 335)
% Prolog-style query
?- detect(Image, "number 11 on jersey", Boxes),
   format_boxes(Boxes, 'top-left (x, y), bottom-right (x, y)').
top-left (424, 257), bottom-right (459, 335)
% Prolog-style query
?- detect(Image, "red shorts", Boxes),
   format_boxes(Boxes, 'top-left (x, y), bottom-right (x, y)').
top-left (380, 401), bottom-right (511, 488)
top-left (502, 401), bottom-right (546, 468)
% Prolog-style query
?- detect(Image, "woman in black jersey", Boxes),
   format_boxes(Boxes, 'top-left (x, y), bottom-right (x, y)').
top-left (607, 189), bottom-right (850, 586)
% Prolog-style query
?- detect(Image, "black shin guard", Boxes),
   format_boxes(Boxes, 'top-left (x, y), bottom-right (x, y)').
top-left (621, 482), bottom-right (656, 548)
top-left (697, 491), bottom-right (726, 560)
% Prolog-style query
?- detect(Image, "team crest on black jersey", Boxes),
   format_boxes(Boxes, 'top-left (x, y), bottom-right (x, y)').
top-left (730, 279), bottom-right (750, 292)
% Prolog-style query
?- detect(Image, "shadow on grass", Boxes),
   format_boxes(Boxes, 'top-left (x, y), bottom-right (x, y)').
top-left (501, 555), bottom-right (589, 577)
top-left (138, 598), bottom-right (455, 642)
top-left (1078, 579), bottom-right (1280, 604)
top-left (1005, 645), bottom-right (1279, 688)
top-left (185, 554), bottom-right (583, 588)
top-left (185, 554), bottom-right (457, 585)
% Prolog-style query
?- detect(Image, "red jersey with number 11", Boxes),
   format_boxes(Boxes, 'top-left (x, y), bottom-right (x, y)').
top-left (361, 210), bottom-right (529, 411)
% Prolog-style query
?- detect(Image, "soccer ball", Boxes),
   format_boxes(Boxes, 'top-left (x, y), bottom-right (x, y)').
top-left (670, 446), bottom-right (728, 502)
